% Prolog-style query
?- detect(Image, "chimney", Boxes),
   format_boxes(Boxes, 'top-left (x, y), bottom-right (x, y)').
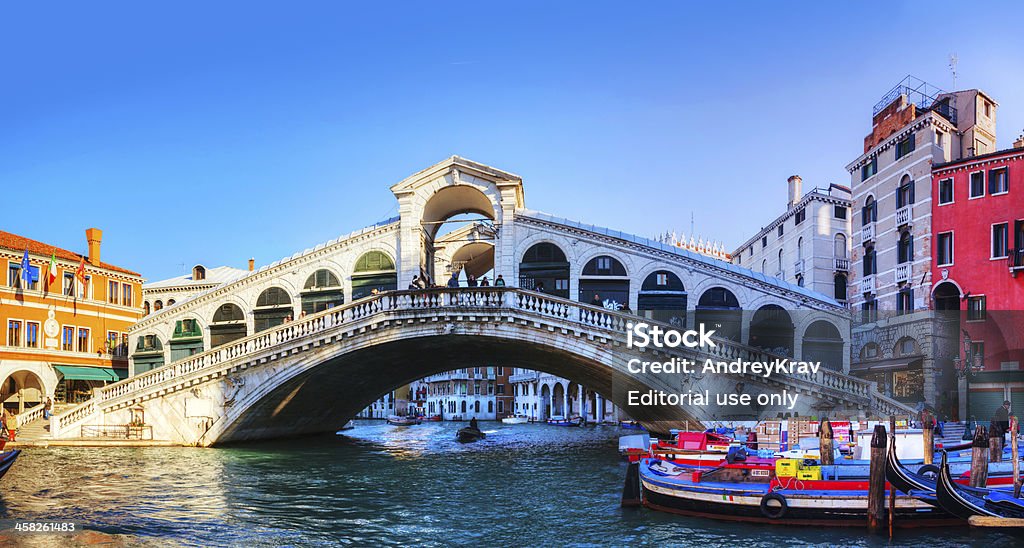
top-left (85, 228), bottom-right (103, 265)
top-left (787, 175), bottom-right (803, 208)
top-left (248, 258), bottom-right (255, 271)
top-left (1014, 134), bottom-right (1024, 149)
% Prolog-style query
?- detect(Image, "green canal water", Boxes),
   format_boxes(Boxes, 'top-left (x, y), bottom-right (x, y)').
top-left (0, 422), bottom-right (1020, 546)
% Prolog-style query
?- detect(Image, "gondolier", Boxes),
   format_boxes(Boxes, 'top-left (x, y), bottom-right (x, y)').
top-left (990, 401), bottom-right (1012, 459)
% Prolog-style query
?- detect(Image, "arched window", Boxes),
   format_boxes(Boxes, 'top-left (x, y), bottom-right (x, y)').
top-left (154, 300), bottom-right (163, 311)
top-left (834, 234), bottom-right (847, 259)
top-left (210, 303), bottom-right (247, 347)
top-left (749, 305), bottom-right (794, 355)
top-left (579, 255), bottom-right (629, 308)
top-left (133, 334), bottom-right (165, 374)
top-left (254, 287), bottom-right (292, 332)
top-left (474, 401), bottom-right (481, 413)
top-left (860, 342), bottom-right (880, 360)
top-left (519, 242), bottom-right (570, 298)
top-left (797, 237), bottom-right (804, 260)
top-left (695, 287), bottom-right (741, 341)
top-left (488, 400), bottom-right (494, 413)
top-left (461, 401), bottom-right (467, 414)
top-left (898, 231), bottom-right (914, 264)
top-left (834, 273), bottom-right (847, 301)
top-left (167, 299), bottom-right (176, 306)
top-left (192, 265), bottom-right (206, 281)
top-left (352, 251), bottom-right (397, 300)
top-left (302, 269), bottom-right (344, 314)
top-left (761, 259), bottom-right (767, 274)
top-left (144, 302), bottom-right (151, 316)
top-left (897, 175), bottom-right (915, 208)
top-left (777, 249), bottom-right (784, 274)
top-left (802, 320), bottom-right (845, 371)
top-left (862, 195), bottom-right (877, 224)
top-left (638, 270), bottom-right (686, 327)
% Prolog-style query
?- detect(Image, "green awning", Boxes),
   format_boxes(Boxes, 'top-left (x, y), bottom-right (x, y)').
top-left (53, 365), bottom-right (128, 382)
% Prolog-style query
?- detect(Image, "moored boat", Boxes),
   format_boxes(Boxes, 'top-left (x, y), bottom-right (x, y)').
top-left (620, 420), bottom-right (645, 430)
top-left (547, 416), bottom-right (583, 427)
top-left (935, 451), bottom-right (1024, 520)
top-left (456, 427), bottom-right (485, 443)
top-left (501, 415), bottom-right (529, 425)
top-left (0, 449), bottom-right (21, 481)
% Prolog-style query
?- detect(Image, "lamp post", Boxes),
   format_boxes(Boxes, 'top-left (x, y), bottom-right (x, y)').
top-left (954, 328), bottom-right (981, 422)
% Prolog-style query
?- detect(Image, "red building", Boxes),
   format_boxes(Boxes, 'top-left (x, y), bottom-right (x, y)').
top-left (931, 139), bottom-right (1024, 421)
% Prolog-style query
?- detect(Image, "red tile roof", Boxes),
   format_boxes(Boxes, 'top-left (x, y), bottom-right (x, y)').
top-left (0, 230), bottom-right (141, 277)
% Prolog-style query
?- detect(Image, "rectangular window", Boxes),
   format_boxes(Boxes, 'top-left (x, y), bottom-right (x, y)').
top-left (496, 383), bottom-right (505, 395)
top-left (861, 299), bottom-right (878, 323)
top-left (7, 262), bottom-right (19, 288)
top-left (967, 296), bottom-right (987, 321)
top-left (936, 232), bottom-right (954, 266)
top-left (795, 208), bottom-right (805, 225)
top-left (936, 131), bottom-right (944, 147)
top-left (63, 272), bottom-right (75, 296)
top-left (496, 367), bottom-right (503, 376)
top-left (62, 326), bottom-right (75, 351)
top-left (122, 283), bottom-right (133, 307)
top-left (989, 167), bottom-right (1009, 194)
top-left (748, 247), bottom-right (753, 257)
top-left (970, 171), bottom-right (985, 198)
top-left (656, 273), bottom-right (668, 286)
top-left (777, 225), bottom-right (784, 238)
top-left (108, 331), bottom-right (120, 354)
top-left (895, 133), bottom-right (916, 160)
top-left (77, 327), bottom-right (90, 353)
top-left (108, 280), bottom-right (119, 304)
top-left (834, 205), bottom-right (847, 219)
top-left (896, 289), bottom-right (914, 315)
top-left (993, 223), bottom-right (1009, 259)
top-left (938, 178), bottom-right (954, 205)
top-left (861, 158), bottom-right (877, 181)
top-left (761, 236), bottom-right (768, 248)
top-left (985, 102), bottom-right (992, 118)
top-left (25, 321), bottom-right (39, 348)
top-left (971, 341), bottom-right (985, 369)
top-left (554, 279), bottom-right (568, 290)
top-left (7, 320), bottom-right (21, 346)
top-left (596, 257), bottom-right (611, 271)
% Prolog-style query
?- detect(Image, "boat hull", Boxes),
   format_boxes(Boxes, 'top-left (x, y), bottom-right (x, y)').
top-left (0, 450), bottom-right (21, 480)
top-left (456, 428), bottom-right (485, 443)
top-left (501, 417), bottom-right (529, 425)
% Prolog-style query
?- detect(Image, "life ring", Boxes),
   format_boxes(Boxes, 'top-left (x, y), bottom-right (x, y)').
top-left (917, 464), bottom-right (941, 479)
top-left (759, 492), bottom-right (788, 519)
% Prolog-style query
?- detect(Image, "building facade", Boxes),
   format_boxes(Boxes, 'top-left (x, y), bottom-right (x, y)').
top-left (931, 140), bottom-right (1024, 420)
top-left (142, 263), bottom-right (251, 317)
top-left (732, 176), bottom-right (852, 303)
top-left (1, 228), bottom-right (144, 411)
top-left (422, 366), bottom-right (512, 420)
top-left (508, 368), bottom-right (620, 423)
top-left (845, 77), bottom-right (999, 417)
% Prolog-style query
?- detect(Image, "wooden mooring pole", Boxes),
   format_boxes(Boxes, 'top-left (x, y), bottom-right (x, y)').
top-left (970, 425), bottom-right (990, 488)
top-left (1012, 415), bottom-right (1021, 498)
top-left (888, 416), bottom-right (896, 537)
top-left (819, 417), bottom-right (833, 466)
top-left (867, 424), bottom-right (887, 532)
top-left (921, 409), bottom-right (934, 465)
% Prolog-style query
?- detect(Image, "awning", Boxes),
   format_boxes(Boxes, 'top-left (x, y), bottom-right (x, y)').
top-left (53, 365), bottom-right (128, 382)
top-left (852, 357), bottom-right (923, 373)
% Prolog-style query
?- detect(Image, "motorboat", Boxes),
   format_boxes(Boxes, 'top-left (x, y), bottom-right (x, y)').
top-left (501, 415), bottom-right (529, 425)
top-left (456, 427), bottom-right (485, 443)
top-left (386, 415), bottom-right (421, 426)
top-left (547, 416), bottom-right (583, 427)
top-left (620, 420), bottom-right (645, 430)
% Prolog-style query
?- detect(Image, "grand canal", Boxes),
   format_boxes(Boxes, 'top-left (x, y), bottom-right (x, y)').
top-left (0, 422), bottom-right (1019, 546)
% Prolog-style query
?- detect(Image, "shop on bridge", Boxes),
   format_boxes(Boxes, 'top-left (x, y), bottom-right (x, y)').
top-left (578, 255), bottom-right (629, 309)
top-left (254, 287), bottom-right (293, 332)
top-left (518, 243), bottom-right (570, 299)
top-left (169, 318), bottom-right (204, 362)
top-left (210, 303), bottom-right (247, 347)
top-left (694, 287), bottom-right (741, 341)
top-left (637, 270), bottom-right (687, 327)
top-left (351, 251), bottom-right (397, 300)
top-left (301, 269), bottom-right (345, 314)
top-left (133, 334), bottom-right (165, 374)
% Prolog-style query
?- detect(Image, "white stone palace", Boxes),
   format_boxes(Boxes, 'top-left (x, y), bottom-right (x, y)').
top-left (47, 157), bottom-right (913, 445)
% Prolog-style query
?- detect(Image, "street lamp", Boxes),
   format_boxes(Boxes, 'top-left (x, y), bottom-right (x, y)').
top-left (954, 328), bottom-right (983, 423)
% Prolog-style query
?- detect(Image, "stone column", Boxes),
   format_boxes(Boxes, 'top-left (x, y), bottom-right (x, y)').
top-left (596, 393), bottom-right (604, 423)
top-left (562, 384), bottom-right (569, 418)
top-left (578, 384), bottom-right (584, 419)
top-left (396, 193), bottom-right (422, 289)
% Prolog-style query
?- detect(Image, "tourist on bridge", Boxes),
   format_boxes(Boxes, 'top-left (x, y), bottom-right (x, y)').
top-left (44, 396), bottom-right (52, 420)
top-left (480, 276), bottom-right (490, 287)
top-left (447, 272), bottom-right (460, 288)
top-left (590, 294), bottom-right (603, 307)
top-left (467, 274), bottom-right (478, 287)
top-left (493, 275), bottom-right (505, 287)
top-left (409, 276), bottom-right (421, 290)
top-left (535, 282), bottom-right (545, 293)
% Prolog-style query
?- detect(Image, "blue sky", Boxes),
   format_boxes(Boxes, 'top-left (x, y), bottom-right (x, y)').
top-left (3, 2), bottom-right (1023, 281)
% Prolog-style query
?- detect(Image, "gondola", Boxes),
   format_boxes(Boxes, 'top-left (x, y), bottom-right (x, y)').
top-left (456, 427), bottom-right (485, 443)
top-left (386, 416), bottom-right (421, 426)
top-left (0, 449), bottom-right (21, 480)
top-left (935, 451), bottom-right (1024, 520)
top-left (886, 438), bottom-right (1020, 498)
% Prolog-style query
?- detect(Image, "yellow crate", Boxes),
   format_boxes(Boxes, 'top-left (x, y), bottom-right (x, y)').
top-left (775, 459), bottom-right (800, 478)
top-left (797, 467), bottom-right (822, 481)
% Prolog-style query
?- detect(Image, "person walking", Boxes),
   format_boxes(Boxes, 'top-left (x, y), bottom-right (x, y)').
top-left (493, 275), bottom-right (505, 287)
top-left (3, 408), bottom-right (16, 442)
top-left (990, 400), bottom-right (1012, 461)
top-left (44, 397), bottom-right (53, 420)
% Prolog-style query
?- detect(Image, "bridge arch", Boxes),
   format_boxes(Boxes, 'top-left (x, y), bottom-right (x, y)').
top-left (2, 367), bottom-right (54, 411)
top-left (802, 320), bottom-right (845, 371)
top-left (420, 183), bottom-right (500, 242)
top-left (749, 304), bottom-right (795, 356)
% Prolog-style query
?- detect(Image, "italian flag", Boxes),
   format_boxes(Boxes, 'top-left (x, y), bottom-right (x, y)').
top-left (47, 252), bottom-right (58, 288)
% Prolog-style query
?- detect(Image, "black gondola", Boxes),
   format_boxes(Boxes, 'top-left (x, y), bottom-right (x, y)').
top-left (886, 440), bottom-right (940, 496)
top-left (935, 451), bottom-right (1024, 520)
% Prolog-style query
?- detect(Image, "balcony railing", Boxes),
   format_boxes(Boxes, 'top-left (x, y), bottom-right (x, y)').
top-left (1012, 249), bottom-right (1024, 272)
top-left (895, 263), bottom-right (912, 284)
top-left (834, 257), bottom-right (849, 271)
top-left (861, 223), bottom-right (875, 245)
top-left (861, 274), bottom-right (876, 294)
top-left (895, 205), bottom-right (912, 227)
top-left (793, 260), bottom-right (804, 274)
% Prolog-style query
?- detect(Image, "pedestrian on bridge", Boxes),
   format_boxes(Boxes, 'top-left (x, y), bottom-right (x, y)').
top-left (493, 275), bottom-right (505, 287)
top-left (44, 397), bottom-right (52, 420)
top-left (467, 274), bottom-right (478, 287)
top-left (590, 294), bottom-right (603, 307)
top-left (480, 276), bottom-right (490, 287)
top-left (447, 272), bottom-right (460, 288)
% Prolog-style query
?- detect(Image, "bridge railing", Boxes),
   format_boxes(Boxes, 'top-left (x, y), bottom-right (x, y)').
top-left (52, 287), bottom-right (907, 436)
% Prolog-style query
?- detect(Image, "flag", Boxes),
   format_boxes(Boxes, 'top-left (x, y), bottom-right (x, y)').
top-left (74, 256), bottom-right (87, 296)
top-left (20, 250), bottom-right (30, 288)
top-left (47, 252), bottom-right (58, 288)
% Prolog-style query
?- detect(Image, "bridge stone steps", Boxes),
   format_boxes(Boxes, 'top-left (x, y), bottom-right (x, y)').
top-left (14, 418), bottom-right (50, 442)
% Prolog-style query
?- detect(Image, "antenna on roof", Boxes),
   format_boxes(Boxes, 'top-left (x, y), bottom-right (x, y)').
top-left (949, 53), bottom-right (958, 90)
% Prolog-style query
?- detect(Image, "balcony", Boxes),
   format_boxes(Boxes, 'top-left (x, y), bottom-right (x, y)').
top-left (1012, 250), bottom-right (1024, 276)
top-left (861, 274), bottom-right (876, 294)
top-left (895, 263), bottom-right (912, 284)
top-left (861, 223), bottom-right (875, 245)
top-left (793, 260), bottom-right (804, 275)
top-left (895, 205), bottom-right (912, 227)
top-left (834, 257), bottom-right (849, 271)
top-left (509, 372), bottom-right (539, 383)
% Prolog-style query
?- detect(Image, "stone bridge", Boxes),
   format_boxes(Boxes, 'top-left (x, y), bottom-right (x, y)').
top-left (48, 156), bottom-right (915, 444)
top-left (51, 288), bottom-right (912, 445)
